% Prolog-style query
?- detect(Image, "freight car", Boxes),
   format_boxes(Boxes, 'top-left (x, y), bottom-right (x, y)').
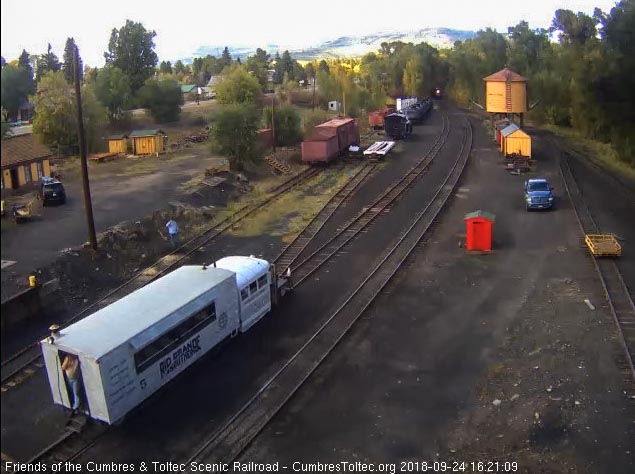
top-left (403, 98), bottom-right (432, 124)
top-left (384, 112), bottom-right (412, 139)
top-left (302, 117), bottom-right (360, 163)
top-left (40, 256), bottom-right (277, 424)
top-left (368, 108), bottom-right (392, 130)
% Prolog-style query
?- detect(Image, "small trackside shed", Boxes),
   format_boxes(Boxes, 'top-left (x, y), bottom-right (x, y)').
top-left (501, 125), bottom-right (531, 159)
top-left (130, 129), bottom-right (167, 156)
top-left (107, 134), bottom-right (128, 154)
top-left (40, 265), bottom-right (240, 424)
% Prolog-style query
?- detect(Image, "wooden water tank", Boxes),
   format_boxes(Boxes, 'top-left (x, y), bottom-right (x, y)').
top-left (483, 68), bottom-right (527, 114)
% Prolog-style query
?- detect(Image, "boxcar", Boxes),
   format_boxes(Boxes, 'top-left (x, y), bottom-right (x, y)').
top-left (41, 257), bottom-right (273, 424)
top-left (302, 118), bottom-right (360, 163)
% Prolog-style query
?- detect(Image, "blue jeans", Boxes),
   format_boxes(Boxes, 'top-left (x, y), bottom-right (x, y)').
top-left (69, 378), bottom-right (81, 410)
top-left (169, 232), bottom-right (178, 248)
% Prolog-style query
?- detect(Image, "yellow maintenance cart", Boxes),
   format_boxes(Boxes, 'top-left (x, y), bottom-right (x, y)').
top-left (585, 234), bottom-right (622, 257)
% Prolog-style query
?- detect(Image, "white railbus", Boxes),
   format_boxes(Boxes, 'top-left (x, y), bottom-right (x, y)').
top-left (40, 256), bottom-right (273, 424)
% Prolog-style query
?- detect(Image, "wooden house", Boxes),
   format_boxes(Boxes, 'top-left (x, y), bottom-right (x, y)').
top-left (1, 134), bottom-right (53, 191)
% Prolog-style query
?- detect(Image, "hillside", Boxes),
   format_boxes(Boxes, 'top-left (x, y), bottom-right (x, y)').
top-left (184, 27), bottom-right (475, 62)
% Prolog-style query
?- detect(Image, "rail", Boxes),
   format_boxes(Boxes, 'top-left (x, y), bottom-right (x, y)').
top-left (1, 167), bottom-right (321, 392)
top-left (183, 119), bottom-right (472, 467)
top-left (274, 163), bottom-right (377, 276)
top-left (289, 113), bottom-right (450, 287)
top-left (558, 148), bottom-right (635, 381)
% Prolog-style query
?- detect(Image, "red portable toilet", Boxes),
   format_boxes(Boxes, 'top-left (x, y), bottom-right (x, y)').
top-left (464, 210), bottom-right (496, 252)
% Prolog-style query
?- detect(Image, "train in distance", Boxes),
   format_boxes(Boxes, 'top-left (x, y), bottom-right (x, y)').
top-left (40, 256), bottom-right (290, 424)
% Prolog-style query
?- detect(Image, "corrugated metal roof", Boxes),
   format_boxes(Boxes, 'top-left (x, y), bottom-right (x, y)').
top-left (483, 68), bottom-right (527, 82)
top-left (180, 84), bottom-right (197, 93)
top-left (464, 210), bottom-right (496, 222)
top-left (1, 133), bottom-right (53, 168)
top-left (129, 129), bottom-right (165, 137)
top-left (507, 128), bottom-right (530, 138)
top-left (107, 134), bottom-right (128, 140)
top-left (44, 265), bottom-right (236, 358)
top-left (501, 123), bottom-right (520, 137)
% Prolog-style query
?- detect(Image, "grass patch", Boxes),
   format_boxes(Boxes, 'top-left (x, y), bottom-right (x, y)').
top-left (221, 165), bottom-right (360, 239)
top-left (541, 124), bottom-right (635, 181)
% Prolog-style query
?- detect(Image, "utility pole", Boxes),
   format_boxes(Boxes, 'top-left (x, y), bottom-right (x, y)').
top-left (312, 72), bottom-right (316, 111)
top-left (271, 96), bottom-right (276, 152)
top-left (74, 45), bottom-right (97, 250)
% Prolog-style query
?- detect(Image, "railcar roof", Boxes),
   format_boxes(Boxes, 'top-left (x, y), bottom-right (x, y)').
top-left (215, 256), bottom-right (269, 288)
top-left (42, 265), bottom-right (235, 359)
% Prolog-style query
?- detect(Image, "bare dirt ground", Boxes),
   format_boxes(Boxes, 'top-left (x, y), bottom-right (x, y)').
top-left (239, 112), bottom-right (635, 473)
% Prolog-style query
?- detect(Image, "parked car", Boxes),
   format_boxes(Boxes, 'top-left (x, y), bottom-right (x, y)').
top-left (40, 176), bottom-right (66, 205)
top-left (524, 178), bottom-right (553, 210)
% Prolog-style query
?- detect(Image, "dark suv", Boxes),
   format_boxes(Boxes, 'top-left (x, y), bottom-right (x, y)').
top-left (40, 177), bottom-right (66, 205)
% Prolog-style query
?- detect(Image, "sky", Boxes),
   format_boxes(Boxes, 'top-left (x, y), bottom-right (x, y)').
top-left (1, 0), bottom-right (619, 67)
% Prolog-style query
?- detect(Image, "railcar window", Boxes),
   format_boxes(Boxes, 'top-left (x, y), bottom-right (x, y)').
top-left (134, 302), bottom-right (216, 373)
top-left (240, 288), bottom-right (249, 300)
top-left (249, 281), bottom-right (258, 294)
top-left (257, 275), bottom-right (268, 289)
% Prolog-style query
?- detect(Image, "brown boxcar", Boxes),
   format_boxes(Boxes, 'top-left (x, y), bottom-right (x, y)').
top-left (302, 118), bottom-right (360, 163)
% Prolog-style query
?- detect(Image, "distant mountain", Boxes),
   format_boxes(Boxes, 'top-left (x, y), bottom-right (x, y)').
top-left (180, 28), bottom-right (475, 63)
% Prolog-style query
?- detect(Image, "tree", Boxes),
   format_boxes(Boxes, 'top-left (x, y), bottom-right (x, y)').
top-left (220, 47), bottom-right (232, 70)
top-left (137, 78), bottom-right (183, 122)
top-left (105, 20), bottom-right (158, 92)
top-left (1, 64), bottom-right (32, 120)
top-left (62, 38), bottom-right (82, 83)
top-left (1, 108), bottom-right (9, 138)
top-left (17, 49), bottom-right (35, 95)
top-left (262, 104), bottom-right (302, 146)
top-left (173, 60), bottom-right (186, 74)
top-left (31, 71), bottom-right (107, 151)
top-left (215, 65), bottom-right (262, 105)
top-left (318, 60), bottom-right (330, 74)
top-left (94, 66), bottom-right (133, 122)
top-left (211, 104), bottom-right (260, 170)
top-left (36, 43), bottom-right (61, 83)
top-left (159, 61), bottom-right (173, 74)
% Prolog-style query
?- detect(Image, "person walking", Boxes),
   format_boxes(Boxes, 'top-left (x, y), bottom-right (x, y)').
top-left (61, 354), bottom-right (81, 412)
top-left (165, 218), bottom-right (179, 248)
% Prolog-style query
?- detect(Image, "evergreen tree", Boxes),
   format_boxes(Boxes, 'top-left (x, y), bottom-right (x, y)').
top-left (62, 38), bottom-right (82, 83)
top-left (220, 47), bottom-right (232, 70)
top-left (36, 43), bottom-right (61, 83)
top-left (17, 49), bottom-right (35, 94)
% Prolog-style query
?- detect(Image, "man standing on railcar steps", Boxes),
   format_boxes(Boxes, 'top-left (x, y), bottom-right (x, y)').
top-left (61, 353), bottom-right (81, 413)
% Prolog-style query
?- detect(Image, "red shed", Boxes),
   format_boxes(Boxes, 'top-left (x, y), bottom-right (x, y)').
top-left (464, 210), bottom-right (496, 252)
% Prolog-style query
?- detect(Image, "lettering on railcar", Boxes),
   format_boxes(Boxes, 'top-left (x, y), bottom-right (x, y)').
top-left (159, 335), bottom-right (202, 379)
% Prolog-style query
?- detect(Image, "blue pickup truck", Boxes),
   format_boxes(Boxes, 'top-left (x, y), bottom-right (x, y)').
top-left (524, 178), bottom-right (554, 210)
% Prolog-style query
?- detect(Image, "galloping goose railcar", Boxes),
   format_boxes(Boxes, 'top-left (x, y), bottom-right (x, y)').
top-left (40, 257), bottom-right (272, 424)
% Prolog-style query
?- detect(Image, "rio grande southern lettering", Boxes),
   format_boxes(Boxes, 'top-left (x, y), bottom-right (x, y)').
top-left (159, 335), bottom-right (201, 379)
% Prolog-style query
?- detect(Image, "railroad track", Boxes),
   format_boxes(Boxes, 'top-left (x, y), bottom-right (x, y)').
top-left (20, 415), bottom-right (107, 467)
top-left (289, 113), bottom-right (451, 287)
top-left (559, 150), bottom-right (635, 382)
top-left (1, 167), bottom-right (321, 393)
top-left (274, 163), bottom-right (377, 274)
top-left (184, 119), bottom-right (472, 467)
